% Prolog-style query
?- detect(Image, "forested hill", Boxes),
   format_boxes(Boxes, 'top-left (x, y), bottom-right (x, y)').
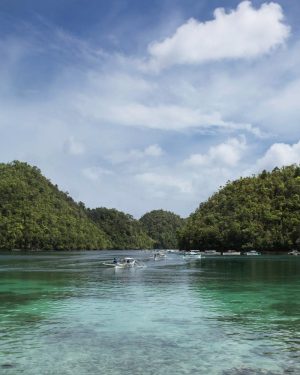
top-left (0, 161), bottom-right (168, 251)
top-left (2, 161), bottom-right (300, 252)
top-left (140, 210), bottom-right (184, 249)
top-left (179, 165), bottom-right (300, 252)
top-left (87, 208), bottom-right (154, 249)
top-left (0, 161), bottom-right (109, 250)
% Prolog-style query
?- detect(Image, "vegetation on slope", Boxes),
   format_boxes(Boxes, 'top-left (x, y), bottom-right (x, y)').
top-left (0, 161), bottom-right (109, 250)
top-left (2, 161), bottom-right (300, 252)
top-left (140, 209), bottom-right (184, 249)
top-left (87, 207), bottom-right (154, 249)
top-left (179, 165), bottom-right (300, 252)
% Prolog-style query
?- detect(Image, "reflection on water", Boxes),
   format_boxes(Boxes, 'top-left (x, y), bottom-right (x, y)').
top-left (0, 251), bottom-right (299, 374)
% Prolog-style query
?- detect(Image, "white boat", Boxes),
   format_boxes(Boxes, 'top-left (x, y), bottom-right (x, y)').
top-left (223, 250), bottom-right (241, 256)
top-left (201, 250), bottom-right (221, 256)
top-left (288, 250), bottom-right (300, 256)
top-left (103, 257), bottom-right (144, 268)
top-left (190, 250), bottom-right (200, 255)
top-left (183, 251), bottom-right (202, 259)
top-left (244, 250), bottom-right (261, 256)
top-left (184, 250), bottom-right (200, 255)
top-left (153, 251), bottom-right (167, 260)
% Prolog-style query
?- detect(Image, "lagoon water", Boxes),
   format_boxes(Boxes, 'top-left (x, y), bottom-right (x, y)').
top-left (0, 251), bottom-right (299, 375)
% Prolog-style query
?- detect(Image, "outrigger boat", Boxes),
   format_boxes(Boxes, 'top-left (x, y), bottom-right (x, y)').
top-left (288, 250), bottom-right (300, 256)
top-left (103, 257), bottom-right (145, 268)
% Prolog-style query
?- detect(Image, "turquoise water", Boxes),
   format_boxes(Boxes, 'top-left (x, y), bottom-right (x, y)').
top-left (0, 251), bottom-right (299, 374)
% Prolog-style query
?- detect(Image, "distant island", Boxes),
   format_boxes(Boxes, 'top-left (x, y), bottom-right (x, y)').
top-left (0, 161), bottom-right (299, 252)
top-left (0, 161), bottom-right (183, 250)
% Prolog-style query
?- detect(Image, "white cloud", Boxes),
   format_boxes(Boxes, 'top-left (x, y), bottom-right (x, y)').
top-left (128, 144), bottom-right (164, 159)
top-left (64, 136), bottom-right (85, 155)
top-left (148, 1), bottom-right (290, 70)
top-left (75, 94), bottom-right (261, 134)
top-left (136, 172), bottom-right (193, 194)
top-left (185, 137), bottom-right (247, 167)
top-left (256, 140), bottom-right (300, 171)
top-left (133, 142), bottom-right (249, 215)
top-left (0, 9), bottom-right (298, 218)
top-left (255, 78), bottom-right (300, 137)
top-left (108, 144), bottom-right (164, 164)
top-left (144, 144), bottom-right (163, 157)
top-left (82, 166), bottom-right (114, 181)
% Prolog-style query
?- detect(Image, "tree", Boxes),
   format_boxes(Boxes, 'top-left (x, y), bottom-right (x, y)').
top-left (87, 207), bottom-right (154, 249)
top-left (0, 162), bottom-right (109, 250)
top-left (140, 209), bottom-right (184, 249)
top-left (179, 165), bottom-right (300, 252)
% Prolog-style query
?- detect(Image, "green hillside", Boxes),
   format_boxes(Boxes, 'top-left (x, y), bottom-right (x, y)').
top-left (87, 207), bottom-right (154, 249)
top-left (2, 161), bottom-right (300, 252)
top-left (0, 161), bottom-right (109, 250)
top-left (179, 165), bottom-right (300, 252)
top-left (140, 209), bottom-right (184, 249)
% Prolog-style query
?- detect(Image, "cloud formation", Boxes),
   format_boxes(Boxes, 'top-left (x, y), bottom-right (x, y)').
top-left (64, 136), bottom-right (85, 155)
top-left (136, 172), bottom-right (193, 194)
top-left (148, 1), bottom-right (290, 70)
top-left (108, 144), bottom-right (164, 164)
top-left (82, 166), bottom-right (114, 181)
top-left (185, 137), bottom-right (247, 167)
top-left (256, 140), bottom-right (300, 171)
top-left (0, 1), bottom-right (298, 217)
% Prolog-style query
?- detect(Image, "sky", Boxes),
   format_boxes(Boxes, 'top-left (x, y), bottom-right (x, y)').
top-left (1, 0), bottom-right (300, 218)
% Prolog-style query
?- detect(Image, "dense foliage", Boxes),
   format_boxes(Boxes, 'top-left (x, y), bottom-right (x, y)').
top-left (140, 209), bottom-right (184, 249)
top-left (0, 161), bottom-right (109, 250)
top-left (179, 165), bottom-right (300, 252)
top-left (87, 207), bottom-right (154, 249)
top-left (2, 161), bottom-right (300, 252)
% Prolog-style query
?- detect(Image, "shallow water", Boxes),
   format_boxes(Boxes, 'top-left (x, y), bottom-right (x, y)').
top-left (0, 251), bottom-right (299, 374)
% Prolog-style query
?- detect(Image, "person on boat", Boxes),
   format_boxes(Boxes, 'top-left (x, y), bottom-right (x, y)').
top-left (113, 258), bottom-right (118, 264)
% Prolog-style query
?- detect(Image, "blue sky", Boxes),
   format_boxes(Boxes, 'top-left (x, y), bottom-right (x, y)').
top-left (1, 0), bottom-right (300, 217)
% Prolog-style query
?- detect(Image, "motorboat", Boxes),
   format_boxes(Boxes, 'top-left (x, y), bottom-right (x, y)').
top-left (153, 251), bottom-right (167, 260)
top-left (223, 250), bottom-right (241, 256)
top-left (244, 250), bottom-right (261, 256)
top-left (201, 250), bottom-right (221, 256)
top-left (115, 257), bottom-right (137, 268)
top-left (190, 250), bottom-right (200, 255)
top-left (103, 257), bottom-right (144, 268)
top-left (183, 250), bottom-right (201, 259)
top-left (288, 250), bottom-right (300, 256)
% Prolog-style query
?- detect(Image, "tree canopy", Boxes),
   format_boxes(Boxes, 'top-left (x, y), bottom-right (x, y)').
top-left (0, 161), bottom-right (109, 250)
top-left (178, 165), bottom-right (300, 252)
top-left (1, 161), bottom-right (300, 252)
top-left (87, 207), bottom-right (154, 249)
top-left (140, 209), bottom-right (184, 249)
